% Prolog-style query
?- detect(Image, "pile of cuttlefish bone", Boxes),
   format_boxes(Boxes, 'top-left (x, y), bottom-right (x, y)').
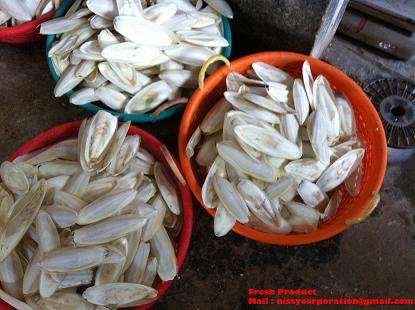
top-left (0, 0), bottom-right (58, 27)
top-left (187, 60), bottom-right (365, 237)
top-left (41, 0), bottom-right (233, 116)
top-left (0, 111), bottom-right (182, 309)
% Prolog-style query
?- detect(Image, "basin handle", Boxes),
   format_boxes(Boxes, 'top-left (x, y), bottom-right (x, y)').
top-left (345, 192), bottom-right (380, 225)
top-left (198, 55), bottom-right (231, 91)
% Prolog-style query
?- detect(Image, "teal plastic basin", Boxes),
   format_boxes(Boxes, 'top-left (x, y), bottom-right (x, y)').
top-left (46, 0), bottom-right (232, 123)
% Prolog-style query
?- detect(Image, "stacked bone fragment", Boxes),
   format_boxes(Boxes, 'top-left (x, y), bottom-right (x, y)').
top-left (0, 0), bottom-right (59, 27)
top-left (0, 111), bottom-right (182, 308)
top-left (41, 0), bottom-right (233, 115)
top-left (187, 61), bottom-right (365, 236)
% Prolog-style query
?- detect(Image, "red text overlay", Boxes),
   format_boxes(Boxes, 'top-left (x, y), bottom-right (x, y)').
top-left (248, 288), bottom-right (414, 307)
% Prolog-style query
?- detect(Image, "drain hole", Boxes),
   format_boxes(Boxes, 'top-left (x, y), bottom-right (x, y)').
top-left (391, 106), bottom-right (405, 117)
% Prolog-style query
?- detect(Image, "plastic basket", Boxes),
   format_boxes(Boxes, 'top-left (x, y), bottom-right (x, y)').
top-left (1, 121), bottom-right (194, 309)
top-left (46, 0), bottom-right (233, 123)
top-left (179, 51), bottom-right (388, 245)
top-left (0, 10), bottom-right (55, 44)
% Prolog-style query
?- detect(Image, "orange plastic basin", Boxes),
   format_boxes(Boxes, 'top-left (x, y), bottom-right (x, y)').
top-left (179, 52), bottom-right (387, 245)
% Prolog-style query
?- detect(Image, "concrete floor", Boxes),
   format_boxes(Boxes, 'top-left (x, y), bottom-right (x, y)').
top-left (1, 34), bottom-right (415, 310)
top-left (225, 0), bottom-right (329, 57)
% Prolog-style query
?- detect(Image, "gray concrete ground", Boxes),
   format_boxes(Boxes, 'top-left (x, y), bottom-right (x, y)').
top-left (0, 31), bottom-right (414, 310)
top-left (225, 0), bottom-right (329, 57)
